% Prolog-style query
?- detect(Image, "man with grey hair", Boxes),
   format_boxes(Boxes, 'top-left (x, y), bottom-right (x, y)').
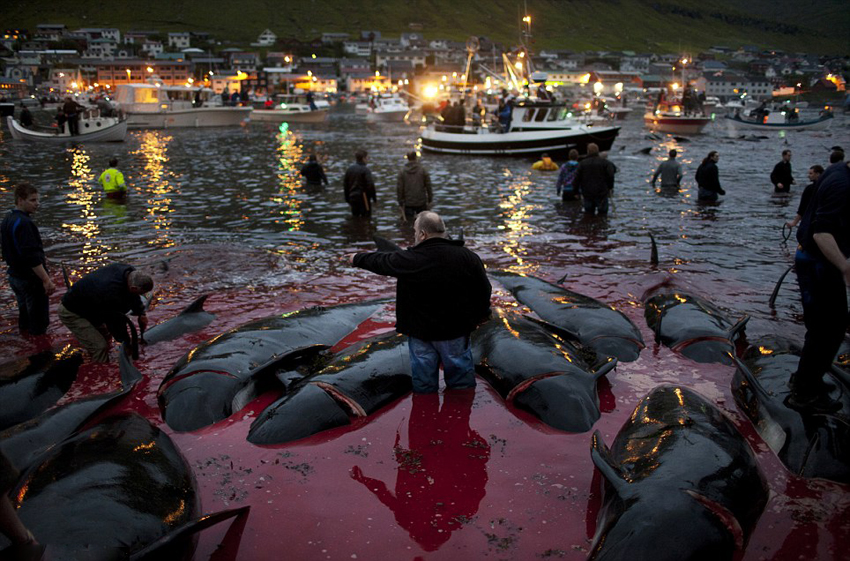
top-left (349, 211), bottom-right (491, 393)
top-left (59, 263), bottom-right (152, 362)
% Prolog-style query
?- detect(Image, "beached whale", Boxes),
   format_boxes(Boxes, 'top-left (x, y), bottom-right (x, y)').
top-left (0, 346), bottom-right (84, 431)
top-left (143, 294), bottom-right (215, 345)
top-left (589, 385), bottom-right (768, 561)
top-left (1, 412), bottom-right (248, 560)
top-left (158, 300), bottom-right (385, 432)
top-left (732, 338), bottom-right (850, 484)
top-left (248, 331), bottom-right (411, 444)
top-left (472, 308), bottom-right (616, 432)
top-left (643, 287), bottom-right (748, 364)
top-left (490, 271), bottom-right (644, 362)
top-left (0, 346), bottom-right (141, 474)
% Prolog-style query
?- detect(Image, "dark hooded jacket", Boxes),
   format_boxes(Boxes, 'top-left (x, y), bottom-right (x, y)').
top-left (397, 161), bottom-right (433, 208)
top-left (574, 155), bottom-right (616, 199)
top-left (353, 238), bottom-right (491, 341)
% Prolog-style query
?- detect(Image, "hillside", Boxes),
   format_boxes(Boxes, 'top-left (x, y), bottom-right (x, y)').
top-left (1, 0), bottom-right (847, 54)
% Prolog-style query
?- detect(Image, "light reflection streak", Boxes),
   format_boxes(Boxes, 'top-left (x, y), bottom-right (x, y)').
top-left (273, 122), bottom-right (306, 232)
top-left (497, 172), bottom-right (537, 274)
top-left (60, 146), bottom-right (111, 264)
top-left (132, 131), bottom-right (178, 248)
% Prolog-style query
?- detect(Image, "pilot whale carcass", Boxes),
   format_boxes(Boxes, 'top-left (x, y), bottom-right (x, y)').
top-left (158, 300), bottom-right (385, 431)
top-left (589, 385), bottom-right (768, 561)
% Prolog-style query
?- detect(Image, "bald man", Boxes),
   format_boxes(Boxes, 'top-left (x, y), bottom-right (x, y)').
top-left (349, 212), bottom-right (491, 393)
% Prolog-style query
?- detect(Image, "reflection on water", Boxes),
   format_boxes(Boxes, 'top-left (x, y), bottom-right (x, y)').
top-left (497, 170), bottom-right (536, 274)
top-left (60, 146), bottom-right (110, 265)
top-left (350, 390), bottom-right (488, 552)
top-left (133, 131), bottom-right (177, 248)
top-left (273, 122), bottom-right (306, 232)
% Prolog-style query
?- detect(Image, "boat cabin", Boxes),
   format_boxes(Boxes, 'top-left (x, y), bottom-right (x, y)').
top-left (114, 83), bottom-right (214, 112)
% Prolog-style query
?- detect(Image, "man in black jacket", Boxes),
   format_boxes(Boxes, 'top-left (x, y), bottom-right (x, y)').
top-left (343, 149), bottom-right (377, 217)
top-left (349, 211), bottom-right (491, 393)
top-left (300, 154), bottom-right (328, 187)
top-left (58, 263), bottom-right (152, 362)
top-left (770, 149), bottom-right (795, 193)
top-left (574, 143), bottom-right (616, 215)
top-left (1, 183), bottom-right (55, 335)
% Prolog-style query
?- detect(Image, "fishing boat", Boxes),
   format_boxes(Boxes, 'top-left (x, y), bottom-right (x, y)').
top-left (363, 93), bottom-right (410, 122)
top-left (114, 82), bottom-right (251, 128)
top-left (5, 114), bottom-right (127, 142)
top-left (419, 100), bottom-right (620, 157)
top-left (644, 104), bottom-right (712, 135)
top-left (251, 94), bottom-right (329, 123)
top-left (723, 112), bottom-right (833, 133)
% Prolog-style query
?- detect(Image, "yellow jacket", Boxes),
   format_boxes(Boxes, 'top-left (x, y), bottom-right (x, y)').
top-left (532, 157), bottom-right (558, 171)
top-left (99, 168), bottom-right (126, 194)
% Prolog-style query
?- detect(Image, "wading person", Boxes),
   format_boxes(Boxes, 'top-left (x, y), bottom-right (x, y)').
top-left (58, 263), bottom-right (152, 362)
top-left (300, 154), bottom-right (329, 188)
top-left (343, 149), bottom-right (377, 218)
top-left (1, 183), bottom-right (55, 335)
top-left (771, 149), bottom-right (795, 194)
top-left (555, 149), bottom-right (580, 202)
top-left (98, 158), bottom-right (127, 200)
top-left (786, 165), bottom-right (823, 229)
top-left (651, 149), bottom-right (683, 190)
top-left (573, 143), bottom-right (616, 216)
top-left (532, 153), bottom-right (558, 171)
top-left (396, 151), bottom-right (433, 221)
top-left (695, 151), bottom-right (725, 202)
top-left (348, 211), bottom-right (491, 393)
top-left (789, 157), bottom-right (850, 412)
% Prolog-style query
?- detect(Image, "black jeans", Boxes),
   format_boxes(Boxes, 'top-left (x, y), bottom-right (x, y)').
top-left (8, 275), bottom-right (49, 335)
top-left (794, 249), bottom-right (848, 396)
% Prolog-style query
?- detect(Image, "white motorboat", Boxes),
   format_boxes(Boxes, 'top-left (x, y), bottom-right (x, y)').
top-left (251, 94), bottom-right (329, 123)
top-left (114, 83), bottom-right (251, 128)
top-left (724, 112), bottom-right (833, 133)
top-left (363, 93), bottom-right (410, 122)
top-left (419, 100), bottom-right (620, 157)
top-left (644, 102), bottom-right (711, 135)
top-left (6, 114), bottom-right (127, 142)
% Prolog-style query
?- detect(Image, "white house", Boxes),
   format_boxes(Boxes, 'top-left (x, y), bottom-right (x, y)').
top-left (254, 29), bottom-right (277, 47)
top-left (168, 32), bottom-right (191, 49)
top-left (343, 41), bottom-right (372, 57)
top-left (141, 40), bottom-right (164, 56)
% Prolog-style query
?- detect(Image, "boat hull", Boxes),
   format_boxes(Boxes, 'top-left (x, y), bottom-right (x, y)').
top-left (644, 114), bottom-right (711, 135)
top-left (366, 110), bottom-right (409, 122)
top-left (723, 114), bottom-right (833, 132)
top-left (419, 125), bottom-right (620, 158)
top-left (125, 107), bottom-right (251, 129)
top-left (6, 116), bottom-right (127, 142)
top-left (250, 109), bottom-right (329, 123)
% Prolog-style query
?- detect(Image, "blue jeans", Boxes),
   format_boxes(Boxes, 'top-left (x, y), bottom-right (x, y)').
top-left (408, 336), bottom-right (476, 393)
top-left (583, 196), bottom-right (609, 215)
top-left (8, 275), bottom-right (49, 335)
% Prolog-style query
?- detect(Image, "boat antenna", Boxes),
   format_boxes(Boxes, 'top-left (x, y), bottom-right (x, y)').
top-left (463, 36), bottom-right (479, 93)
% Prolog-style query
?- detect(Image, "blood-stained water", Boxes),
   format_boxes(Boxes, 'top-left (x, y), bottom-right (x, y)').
top-left (0, 108), bottom-right (848, 559)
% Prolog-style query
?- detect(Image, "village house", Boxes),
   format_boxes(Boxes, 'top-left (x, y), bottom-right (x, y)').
top-left (253, 29), bottom-right (277, 47)
top-left (168, 32), bottom-right (191, 50)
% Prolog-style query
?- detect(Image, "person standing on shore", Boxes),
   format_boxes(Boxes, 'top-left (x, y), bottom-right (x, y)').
top-left (695, 151), bottom-right (725, 202)
top-left (396, 151), bottom-right (433, 222)
top-left (348, 211), bottom-right (491, 393)
top-left (771, 149), bottom-right (795, 194)
top-left (98, 158), bottom-right (127, 200)
top-left (343, 149), bottom-right (377, 218)
top-left (1, 183), bottom-right (55, 335)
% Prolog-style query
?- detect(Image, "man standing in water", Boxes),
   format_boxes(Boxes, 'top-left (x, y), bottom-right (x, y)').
top-left (98, 158), bottom-right (127, 199)
top-left (789, 153), bottom-right (850, 412)
top-left (1, 183), bottom-right (55, 335)
top-left (348, 211), bottom-right (491, 393)
top-left (574, 143), bottom-right (616, 215)
top-left (770, 149), bottom-right (795, 194)
top-left (651, 149), bottom-right (683, 190)
top-left (396, 151), bottom-right (433, 222)
top-left (343, 149), bottom-right (377, 217)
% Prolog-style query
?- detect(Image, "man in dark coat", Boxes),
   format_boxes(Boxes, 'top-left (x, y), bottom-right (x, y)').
top-left (396, 151), bottom-right (433, 220)
top-left (790, 158), bottom-right (850, 412)
top-left (58, 263), bottom-right (152, 362)
top-left (770, 149), bottom-right (795, 193)
top-left (573, 143), bottom-right (616, 215)
top-left (300, 154), bottom-right (328, 187)
top-left (1, 183), bottom-right (55, 335)
top-left (349, 211), bottom-right (491, 393)
top-left (343, 149), bottom-right (377, 217)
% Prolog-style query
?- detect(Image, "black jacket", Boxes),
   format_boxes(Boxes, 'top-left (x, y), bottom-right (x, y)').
top-left (574, 156), bottom-right (615, 199)
top-left (343, 162), bottom-right (377, 205)
top-left (353, 238), bottom-right (491, 340)
top-left (1, 209), bottom-right (46, 280)
top-left (696, 161), bottom-right (725, 194)
top-left (300, 161), bottom-right (328, 185)
top-left (61, 263), bottom-right (145, 340)
top-left (797, 162), bottom-right (850, 259)
top-left (770, 160), bottom-right (794, 192)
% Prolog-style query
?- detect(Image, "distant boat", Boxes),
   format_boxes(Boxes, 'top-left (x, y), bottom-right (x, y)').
top-left (644, 105), bottom-right (711, 135)
top-left (114, 82), bottom-right (251, 128)
top-left (362, 93), bottom-right (410, 122)
top-left (251, 94), bottom-right (329, 123)
top-left (6, 115), bottom-right (127, 142)
top-left (723, 113), bottom-right (833, 133)
top-left (420, 100), bottom-right (620, 157)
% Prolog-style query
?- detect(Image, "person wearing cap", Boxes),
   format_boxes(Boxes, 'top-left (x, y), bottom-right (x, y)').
top-left (789, 148), bottom-right (850, 412)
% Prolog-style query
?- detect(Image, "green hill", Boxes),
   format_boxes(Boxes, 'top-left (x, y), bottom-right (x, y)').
top-left (2, 0), bottom-right (847, 54)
